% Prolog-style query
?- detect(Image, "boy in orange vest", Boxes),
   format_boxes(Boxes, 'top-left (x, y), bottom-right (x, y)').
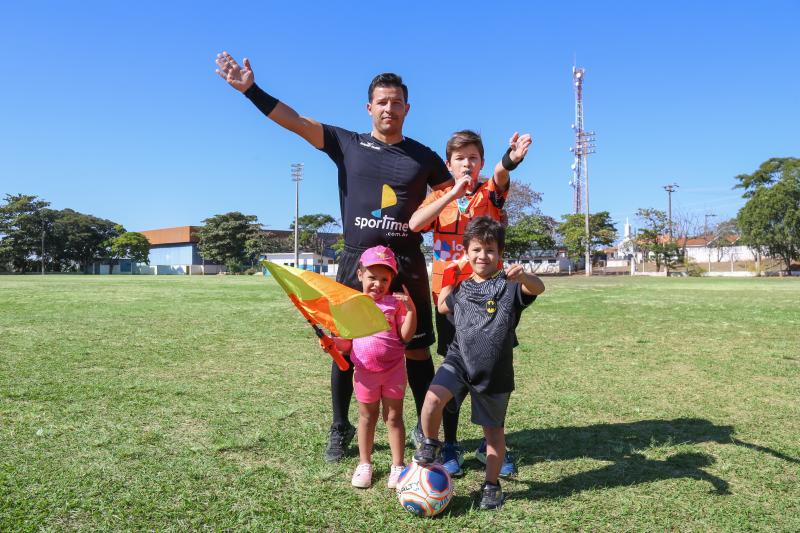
top-left (408, 129), bottom-right (532, 477)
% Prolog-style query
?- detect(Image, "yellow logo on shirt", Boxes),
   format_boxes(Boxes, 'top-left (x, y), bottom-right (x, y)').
top-left (486, 299), bottom-right (496, 314)
top-left (371, 184), bottom-right (398, 217)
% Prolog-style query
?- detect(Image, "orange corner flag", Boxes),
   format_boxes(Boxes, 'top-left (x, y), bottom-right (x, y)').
top-left (262, 261), bottom-right (390, 370)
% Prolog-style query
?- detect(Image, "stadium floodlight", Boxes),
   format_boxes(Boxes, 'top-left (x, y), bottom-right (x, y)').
top-left (291, 163), bottom-right (304, 269)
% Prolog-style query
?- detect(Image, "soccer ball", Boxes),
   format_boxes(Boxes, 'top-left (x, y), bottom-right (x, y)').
top-left (396, 462), bottom-right (453, 517)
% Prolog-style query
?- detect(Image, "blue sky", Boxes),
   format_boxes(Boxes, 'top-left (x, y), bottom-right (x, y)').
top-left (2, 1), bottom-right (798, 238)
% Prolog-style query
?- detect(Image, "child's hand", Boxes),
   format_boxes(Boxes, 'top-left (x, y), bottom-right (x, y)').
top-left (450, 173), bottom-right (472, 199)
top-left (331, 336), bottom-right (352, 354)
top-left (508, 132), bottom-right (533, 163)
top-left (505, 263), bottom-right (527, 282)
top-left (393, 285), bottom-right (417, 313)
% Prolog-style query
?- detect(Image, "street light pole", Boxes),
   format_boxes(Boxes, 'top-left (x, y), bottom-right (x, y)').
top-left (704, 212), bottom-right (716, 273)
top-left (663, 183), bottom-right (678, 240)
top-left (291, 163), bottom-right (304, 269)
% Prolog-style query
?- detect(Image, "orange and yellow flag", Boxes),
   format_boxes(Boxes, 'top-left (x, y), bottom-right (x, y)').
top-left (262, 261), bottom-right (389, 339)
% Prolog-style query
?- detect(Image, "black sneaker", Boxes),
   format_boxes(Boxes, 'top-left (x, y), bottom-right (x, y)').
top-left (479, 481), bottom-right (504, 511)
top-left (324, 423), bottom-right (356, 463)
top-left (411, 424), bottom-right (425, 450)
top-left (413, 437), bottom-right (442, 464)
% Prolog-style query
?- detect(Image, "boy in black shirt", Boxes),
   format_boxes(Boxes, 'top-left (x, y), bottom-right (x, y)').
top-left (215, 52), bottom-right (452, 462)
top-left (414, 217), bottom-right (545, 510)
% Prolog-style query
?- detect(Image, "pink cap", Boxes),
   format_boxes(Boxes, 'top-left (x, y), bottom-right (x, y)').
top-left (359, 245), bottom-right (398, 274)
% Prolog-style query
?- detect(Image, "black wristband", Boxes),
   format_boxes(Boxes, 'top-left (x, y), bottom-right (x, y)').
top-left (501, 147), bottom-right (522, 171)
top-left (244, 83), bottom-right (279, 117)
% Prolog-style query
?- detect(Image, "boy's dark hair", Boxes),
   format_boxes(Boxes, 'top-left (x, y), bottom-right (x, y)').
top-left (368, 73), bottom-right (408, 103)
top-left (463, 216), bottom-right (505, 252)
top-left (446, 130), bottom-right (484, 161)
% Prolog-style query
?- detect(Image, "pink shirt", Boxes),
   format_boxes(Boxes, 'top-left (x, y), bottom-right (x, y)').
top-left (351, 295), bottom-right (407, 373)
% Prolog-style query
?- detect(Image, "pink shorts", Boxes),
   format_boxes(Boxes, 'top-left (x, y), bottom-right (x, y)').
top-left (353, 361), bottom-right (407, 404)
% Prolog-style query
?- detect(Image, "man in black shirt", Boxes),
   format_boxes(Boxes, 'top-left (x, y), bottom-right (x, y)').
top-left (216, 52), bottom-right (452, 461)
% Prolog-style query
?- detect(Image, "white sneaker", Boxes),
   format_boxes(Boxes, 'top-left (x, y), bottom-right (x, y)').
top-left (351, 463), bottom-right (373, 488)
top-left (387, 464), bottom-right (405, 489)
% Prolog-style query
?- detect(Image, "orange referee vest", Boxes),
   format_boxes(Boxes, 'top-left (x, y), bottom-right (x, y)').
top-left (417, 178), bottom-right (507, 301)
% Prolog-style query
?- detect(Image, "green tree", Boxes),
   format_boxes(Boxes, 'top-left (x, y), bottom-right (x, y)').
top-left (331, 237), bottom-right (345, 261)
top-left (0, 194), bottom-right (50, 272)
top-left (1, 195), bottom-right (126, 273)
top-left (102, 225), bottom-right (128, 274)
top-left (244, 229), bottom-right (275, 266)
top-left (54, 209), bottom-right (122, 272)
top-left (505, 214), bottom-right (556, 260)
top-left (107, 232), bottom-right (150, 273)
top-left (290, 213), bottom-right (340, 255)
top-left (558, 211), bottom-right (617, 263)
top-left (708, 218), bottom-right (740, 262)
top-left (736, 158), bottom-right (800, 271)
top-left (197, 212), bottom-right (261, 268)
top-left (502, 182), bottom-right (543, 225)
top-left (635, 208), bottom-right (668, 271)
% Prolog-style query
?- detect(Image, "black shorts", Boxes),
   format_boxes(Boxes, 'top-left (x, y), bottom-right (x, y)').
top-left (431, 363), bottom-right (510, 428)
top-left (337, 245), bottom-right (434, 350)
top-left (435, 310), bottom-right (455, 357)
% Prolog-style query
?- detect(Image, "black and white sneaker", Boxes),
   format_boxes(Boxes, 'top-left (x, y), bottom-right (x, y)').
top-left (324, 423), bottom-right (356, 463)
top-left (411, 424), bottom-right (425, 450)
top-left (479, 481), bottom-right (504, 511)
top-left (413, 437), bottom-right (442, 464)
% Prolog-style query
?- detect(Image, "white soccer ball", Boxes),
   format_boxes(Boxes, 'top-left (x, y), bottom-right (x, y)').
top-left (396, 462), bottom-right (453, 517)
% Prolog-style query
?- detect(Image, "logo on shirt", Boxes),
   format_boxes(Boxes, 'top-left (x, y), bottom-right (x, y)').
top-left (433, 239), bottom-right (464, 262)
top-left (485, 299), bottom-right (497, 314)
top-left (359, 140), bottom-right (381, 151)
top-left (353, 184), bottom-right (408, 236)
top-left (371, 184), bottom-right (397, 217)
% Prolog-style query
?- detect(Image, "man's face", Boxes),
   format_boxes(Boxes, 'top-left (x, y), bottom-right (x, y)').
top-left (466, 238), bottom-right (501, 279)
top-left (446, 145), bottom-right (484, 192)
top-left (367, 86), bottom-right (409, 138)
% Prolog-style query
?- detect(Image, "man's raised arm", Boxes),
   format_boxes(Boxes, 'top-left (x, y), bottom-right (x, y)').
top-left (216, 52), bottom-right (324, 149)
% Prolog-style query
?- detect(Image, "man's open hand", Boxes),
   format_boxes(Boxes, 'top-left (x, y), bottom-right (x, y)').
top-left (215, 51), bottom-right (254, 93)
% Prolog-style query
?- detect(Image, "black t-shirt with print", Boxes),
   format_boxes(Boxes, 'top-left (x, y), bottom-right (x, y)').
top-left (319, 124), bottom-right (450, 252)
top-left (445, 272), bottom-right (536, 394)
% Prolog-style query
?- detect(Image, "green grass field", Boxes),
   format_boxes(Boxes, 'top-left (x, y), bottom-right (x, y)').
top-left (1, 275), bottom-right (799, 532)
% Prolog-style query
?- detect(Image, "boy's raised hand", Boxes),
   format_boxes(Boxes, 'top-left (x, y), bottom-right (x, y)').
top-left (508, 132), bottom-right (533, 164)
top-left (450, 173), bottom-right (472, 199)
top-left (505, 263), bottom-right (527, 282)
top-left (215, 51), bottom-right (254, 93)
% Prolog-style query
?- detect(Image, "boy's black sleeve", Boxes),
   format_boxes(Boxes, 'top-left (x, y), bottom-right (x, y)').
top-left (444, 285), bottom-right (460, 314)
top-left (514, 282), bottom-right (537, 310)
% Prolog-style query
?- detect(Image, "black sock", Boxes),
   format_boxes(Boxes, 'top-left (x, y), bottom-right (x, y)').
top-left (330, 357), bottom-right (354, 428)
top-left (442, 397), bottom-right (460, 443)
top-left (406, 357), bottom-right (434, 421)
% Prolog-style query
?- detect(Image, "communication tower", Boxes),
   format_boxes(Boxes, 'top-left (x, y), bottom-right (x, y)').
top-left (569, 66), bottom-right (596, 214)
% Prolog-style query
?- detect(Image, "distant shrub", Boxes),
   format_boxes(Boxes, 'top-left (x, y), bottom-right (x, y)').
top-left (226, 261), bottom-right (245, 274)
top-left (686, 262), bottom-right (705, 277)
top-left (244, 267), bottom-right (257, 276)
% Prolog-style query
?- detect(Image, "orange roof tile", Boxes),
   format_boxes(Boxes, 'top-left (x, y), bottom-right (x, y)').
top-left (139, 226), bottom-right (199, 245)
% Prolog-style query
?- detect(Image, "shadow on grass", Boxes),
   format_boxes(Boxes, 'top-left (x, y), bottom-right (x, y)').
top-left (450, 418), bottom-right (799, 508)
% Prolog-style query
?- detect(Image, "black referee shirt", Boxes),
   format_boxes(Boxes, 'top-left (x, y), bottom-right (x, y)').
top-left (319, 124), bottom-right (450, 252)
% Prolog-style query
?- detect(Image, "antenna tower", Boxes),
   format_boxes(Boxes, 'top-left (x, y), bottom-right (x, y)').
top-left (569, 66), bottom-right (596, 214)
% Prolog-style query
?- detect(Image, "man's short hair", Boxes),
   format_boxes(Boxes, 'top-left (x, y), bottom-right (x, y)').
top-left (446, 129), bottom-right (484, 161)
top-left (463, 216), bottom-right (505, 252)
top-left (368, 73), bottom-right (408, 103)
